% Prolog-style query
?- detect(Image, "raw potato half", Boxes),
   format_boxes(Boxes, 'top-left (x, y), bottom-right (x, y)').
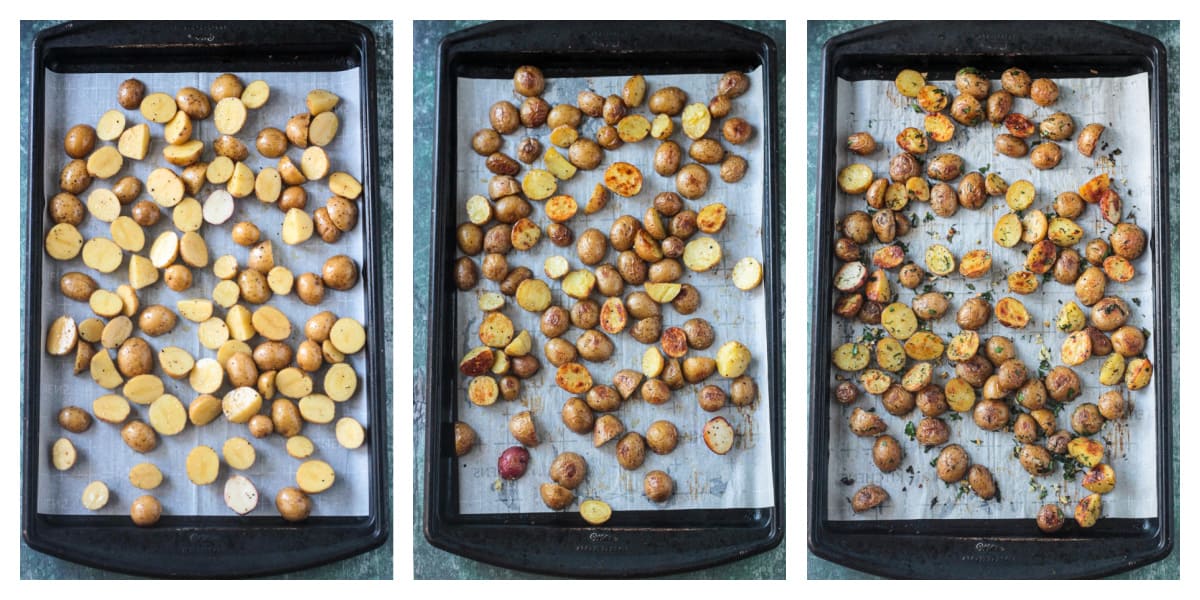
top-left (325, 362), bottom-right (358, 401)
top-left (329, 172), bottom-right (362, 199)
top-left (222, 387), bottom-right (263, 423)
top-left (282, 208), bottom-right (314, 245)
top-left (255, 167), bottom-right (282, 203)
top-left (299, 393), bottom-right (336, 424)
top-left (190, 357), bottom-right (224, 394)
top-left (204, 190), bottom-right (235, 225)
top-left (251, 306), bottom-right (292, 340)
top-left (81, 481), bottom-right (110, 510)
top-left (148, 394), bottom-right (187, 435)
top-left (300, 146), bottom-right (330, 180)
top-left (330, 318), bottom-right (366, 354)
top-left (96, 109), bottom-right (126, 140)
top-left (227, 161), bottom-right (255, 198)
top-left (214, 97), bottom-right (247, 134)
top-left (224, 474), bottom-right (259, 515)
top-left (87, 188), bottom-right (121, 222)
top-left (51, 437), bottom-right (77, 471)
top-left (93, 393), bottom-right (131, 423)
top-left (335, 417), bottom-right (366, 449)
top-left (241, 80), bottom-right (270, 108)
top-left (129, 463), bottom-right (163, 489)
top-left (186, 445), bottom-right (220, 485)
top-left (82, 238), bottom-right (123, 273)
top-left (163, 139), bottom-right (204, 167)
top-left (140, 92), bottom-right (177, 123)
top-left (129, 255), bottom-right (158, 289)
top-left (45, 223), bottom-right (84, 260)
top-left (158, 346), bottom-right (195, 379)
top-left (86, 146), bottom-right (123, 179)
top-left (278, 367), bottom-right (315, 398)
top-left (147, 167), bottom-right (184, 207)
top-left (149, 231), bottom-right (179, 268)
top-left (222, 437), bottom-right (257, 470)
top-left (111, 216), bottom-right (146, 251)
top-left (177, 299), bottom-right (213, 322)
top-left (123, 373), bottom-right (164, 405)
top-left (46, 315), bottom-right (78, 356)
top-left (287, 436), bottom-right (315, 458)
top-left (117, 123), bottom-right (150, 160)
top-left (89, 290), bottom-right (124, 318)
top-left (296, 460), bottom-right (336, 494)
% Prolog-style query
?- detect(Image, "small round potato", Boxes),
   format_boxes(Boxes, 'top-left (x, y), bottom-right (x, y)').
top-left (121, 420), bottom-right (158, 453)
top-left (58, 406), bottom-right (93, 433)
top-left (549, 452), bottom-right (587, 490)
top-left (615, 432), bottom-right (647, 470)
top-left (1030, 78), bottom-right (1059, 106)
top-left (295, 273), bottom-right (326, 305)
top-left (967, 464), bottom-right (997, 500)
top-left (64, 124), bottom-right (97, 159)
top-left (117, 78), bottom-right (146, 109)
top-left (512, 65), bottom-right (545, 97)
top-left (129, 494), bottom-right (162, 526)
top-left (644, 470), bottom-right (674, 503)
top-left (935, 444), bottom-right (970, 483)
top-left (276, 487), bottom-right (313, 522)
top-left (872, 434), bottom-right (902, 473)
top-left (1037, 503), bottom-right (1065, 533)
top-left (322, 255), bottom-right (359, 291)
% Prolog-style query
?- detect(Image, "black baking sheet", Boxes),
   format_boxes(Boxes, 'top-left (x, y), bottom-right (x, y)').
top-left (424, 21), bottom-right (783, 577)
top-left (22, 20), bottom-right (388, 578)
top-left (808, 20), bottom-right (1173, 579)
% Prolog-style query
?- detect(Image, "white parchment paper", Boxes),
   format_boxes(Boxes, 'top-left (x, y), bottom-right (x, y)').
top-left (37, 69), bottom-right (370, 516)
top-left (827, 74), bottom-right (1157, 520)
top-left (454, 69), bottom-right (774, 514)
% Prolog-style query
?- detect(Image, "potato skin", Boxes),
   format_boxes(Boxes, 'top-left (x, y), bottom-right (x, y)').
top-left (615, 433), bottom-right (647, 470)
top-left (64, 124), bottom-right (97, 159)
top-left (935, 444), bottom-right (970, 482)
top-left (121, 420), bottom-right (158, 453)
top-left (118, 78), bottom-right (146, 109)
top-left (58, 406), bottom-right (93, 433)
top-left (276, 487), bottom-right (313, 522)
top-left (872, 434), bottom-right (903, 473)
top-left (644, 470), bottom-right (674, 502)
top-left (851, 484), bottom-right (888, 512)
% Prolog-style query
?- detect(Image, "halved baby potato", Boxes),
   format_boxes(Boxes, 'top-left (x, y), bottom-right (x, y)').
top-left (837, 164), bottom-right (873, 195)
top-left (995, 297), bottom-right (1031, 329)
top-left (880, 302), bottom-right (918, 340)
top-left (832, 342), bottom-right (870, 372)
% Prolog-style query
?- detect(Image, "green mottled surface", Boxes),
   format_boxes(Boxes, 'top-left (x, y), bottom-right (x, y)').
top-left (413, 20), bottom-right (786, 580)
top-left (806, 20), bottom-right (1179, 580)
top-left (19, 20), bottom-right (394, 580)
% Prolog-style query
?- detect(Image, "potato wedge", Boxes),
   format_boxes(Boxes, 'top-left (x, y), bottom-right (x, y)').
top-left (555, 362), bottom-right (593, 394)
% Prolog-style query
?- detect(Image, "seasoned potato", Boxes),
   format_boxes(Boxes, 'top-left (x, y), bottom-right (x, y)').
top-left (935, 444), bottom-right (970, 483)
top-left (1077, 123), bottom-right (1106, 157)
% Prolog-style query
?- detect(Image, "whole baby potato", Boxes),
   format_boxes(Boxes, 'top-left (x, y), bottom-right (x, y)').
top-left (967, 465), bottom-right (997, 500)
top-left (471, 129), bottom-right (501, 156)
top-left (986, 91), bottom-right (1013, 122)
top-left (974, 399), bottom-right (1010, 431)
top-left (1037, 503), bottom-right (1066, 533)
top-left (480, 253), bottom-right (508, 281)
top-left (483, 224), bottom-right (513, 254)
top-left (730, 376), bottom-right (757, 406)
top-left (926, 153), bottom-right (964, 181)
top-left (916, 385), bottom-right (948, 417)
top-left (616, 251), bottom-right (647, 285)
top-left (249, 415), bottom-right (274, 439)
top-left (615, 432), bottom-right (646, 470)
top-left (296, 340), bottom-right (323, 372)
top-left (253, 340), bottom-right (293, 372)
top-left (275, 487), bottom-right (313, 522)
top-left (280, 186), bottom-right (308, 212)
top-left (569, 139), bottom-right (603, 170)
top-left (322, 255), bottom-right (358, 291)
top-left (304, 311), bottom-right (337, 343)
top-left (60, 159), bottom-right (92, 194)
top-left (58, 406), bottom-right (93, 433)
top-left (112, 175), bottom-right (142, 204)
top-left (648, 86), bottom-right (688, 116)
top-left (497, 446), bottom-right (531, 480)
top-left (64, 124), bottom-right (97, 159)
top-left (163, 264), bottom-right (192, 292)
top-left (226, 352), bottom-right (259, 388)
top-left (576, 329), bottom-right (614, 362)
top-left (576, 228), bottom-right (608, 265)
top-left (547, 223), bottom-right (572, 247)
top-left (915, 417), bottom-right (950, 447)
top-left (271, 398), bottom-right (303, 437)
top-left (130, 495), bottom-right (162, 526)
top-left (549, 452), bottom-right (588, 489)
top-left (629, 316), bottom-right (662, 344)
top-left (175, 86), bottom-right (211, 119)
top-left (121, 420), bottom-right (158, 453)
top-left (1030, 142), bottom-right (1063, 169)
top-left (957, 297), bottom-right (992, 330)
top-left (516, 137), bottom-right (541, 164)
top-left (721, 154), bottom-right (748, 183)
top-left (48, 192), bottom-right (84, 225)
top-left (547, 104), bottom-right (582, 129)
top-left (1098, 390), bottom-right (1128, 420)
top-left (231, 221), bottom-right (261, 247)
top-left (1109, 223), bottom-right (1147, 260)
top-left (596, 125), bottom-right (622, 149)
top-left (499, 266), bottom-right (533, 296)
top-left (238, 269), bottom-right (271, 304)
top-left (936, 444), bottom-right (970, 483)
top-left (117, 78), bottom-right (146, 109)
top-left (138, 305), bottom-right (177, 336)
top-left (117, 337), bottom-right (153, 377)
top-left (512, 65), bottom-right (545, 97)
top-left (489, 101), bottom-right (520, 134)
top-left (675, 163), bottom-right (710, 200)
top-left (256, 127), bottom-right (288, 158)
top-left (131, 200), bottom-right (160, 226)
top-left (929, 183), bottom-right (958, 217)
top-left (644, 470), bottom-right (674, 503)
top-left (1030, 78), bottom-right (1059, 106)
top-left (210, 73), bottom-right (244, 101)
top-left (1044, 366), bottom-right (1082, 402)
top-left (654, 141), bottom-right (683, 176)
top-left (872, 434), bottom-right (902, 473)
top-left (956, 355), bottom-right (995, 388)
top-left (295, 272), bottom-right (326, 305)
top-left (578, 90), bottom-right (604, 117)
top-left (645, 420), bottom-right (678, 454)
top-left (889, 152), bottom-right (921, 182)
top-left (561, 397), bottom-right (594, 434)
top-left (519, 96), bottom-right (550, 128)
top-left (1111, 325), bottom-right (1146, 357)
top-left (994, 134), bottom-right (1028, 158)
top-left (1019, 443), bottom-right (1053, 476)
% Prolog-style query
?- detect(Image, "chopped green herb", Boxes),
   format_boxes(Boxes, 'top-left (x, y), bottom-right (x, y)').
top-left (1132, 297), bottom-right (1142, 307)
top-left (905, 421), bottom-right (917, 440)
top-left (924, 212), bottom-right (936, 223)
top-left (966, 283), bottom-right (976, 291)
top-left (981, 291), bottom-right (995, 303)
